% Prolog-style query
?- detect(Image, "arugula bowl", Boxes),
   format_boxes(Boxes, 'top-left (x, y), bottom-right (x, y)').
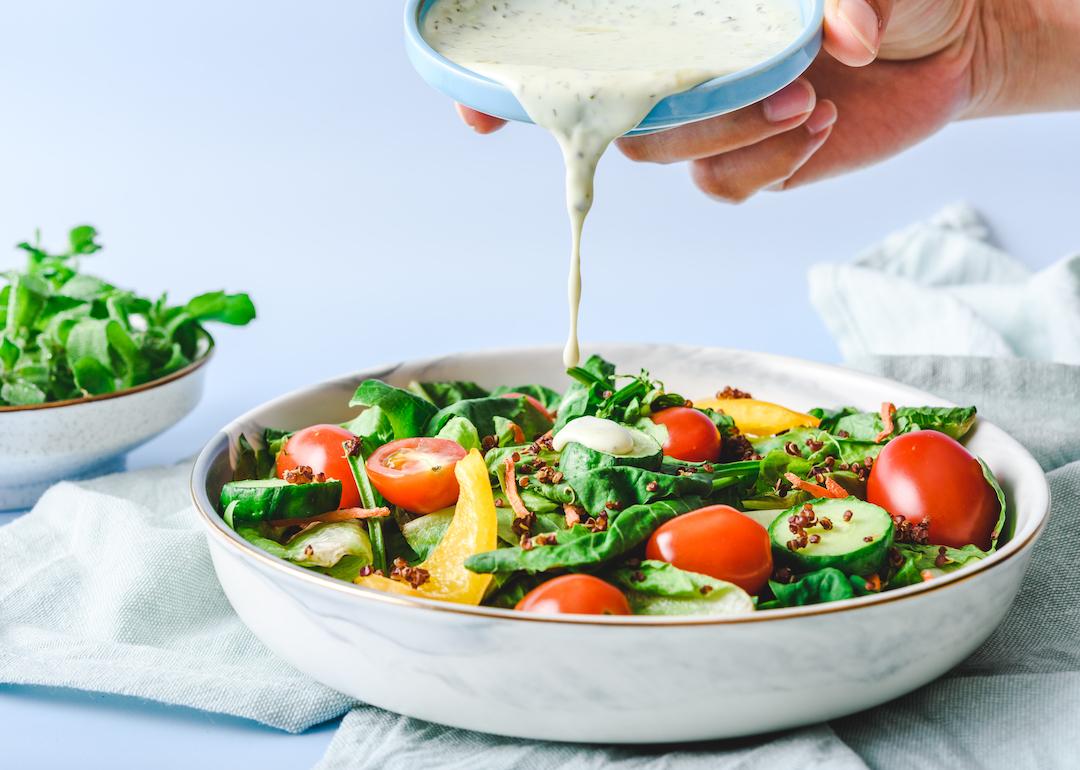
top-left (191, 344), bottom-right (1049, 743)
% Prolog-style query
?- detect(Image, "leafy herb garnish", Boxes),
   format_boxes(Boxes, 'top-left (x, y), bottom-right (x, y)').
top-left (0, 225), bottom-right (255, 406)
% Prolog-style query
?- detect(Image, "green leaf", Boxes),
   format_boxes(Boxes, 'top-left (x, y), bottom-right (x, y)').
top-left (768, 568), bottom-right (855, 607)
top-left (349, 380), bottom-right (437, 440)
top-left (0, 335), bottom-right (18, 373)
top-left (608, 560), bottom-right (755, 615)
top-left (568, 465), bottom-right (711, 516)
top-left (0, 379), bottom-right (46, 405)
top-left (491, 383), bottom-right (562, 411)
top-left (343, 405), bottom-right (395, 457)
top-left (408, 380), bottom-right (489, 408)
top-left (58, 273), bottom-right (114, 301)
top-left (812, 405), bottom-right (977, 442)
top-left (4, 274), bottom-right (49, 336)
top-left (183, 291), bottom-right (257, 325)
top-left (979, 457), bottom-right (1010, 548)
top-left (465, 497), bottom-right (704, 575)
top-left (893, 543), bottom-right (988, 573)
top-left (65, 318), bottom-right (115, 373)
top-left (70, 356), bottom-right (116, 395)
top-left (435, 415), bottom-right (481, 452)
top-left (427, 395), bottom-right (552, 441)
top-left (237, 522), bottom-right (372, 569)
top-left (68, 225), bottom-right (102, 255)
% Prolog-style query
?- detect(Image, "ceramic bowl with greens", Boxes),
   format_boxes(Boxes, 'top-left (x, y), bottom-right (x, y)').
top-left (0, 226), bottom-right (254, 509)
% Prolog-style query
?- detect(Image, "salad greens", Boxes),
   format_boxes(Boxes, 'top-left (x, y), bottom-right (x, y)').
top-left (221, 355), bottom-right (1008, 617)
top-left (0, 225), bottom-right (255, 406)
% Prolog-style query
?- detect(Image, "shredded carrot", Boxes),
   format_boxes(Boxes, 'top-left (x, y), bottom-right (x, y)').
top-left (563, 503), bottom-right (583, 528)
top-left (824, 476), bottom-right (848, 498)
top-left (503, 458), bottom-right (532, 523)
top-left (874, 402), bottom-right (897, 443)
top-left (268, 506), bottom-right (390, 528)
top-left (864, 574), bottom-right (882, 592)
top-left (920, 569), bottom-right (935, 582)
top-left (784, 472), bottom-right (845, 499)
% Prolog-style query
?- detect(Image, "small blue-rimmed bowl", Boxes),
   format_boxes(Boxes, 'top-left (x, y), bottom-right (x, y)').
top-left (404, 0), bottom-right (825, 136)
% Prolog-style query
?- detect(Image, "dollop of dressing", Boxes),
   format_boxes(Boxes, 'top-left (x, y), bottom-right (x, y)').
top-left (552, 416), bottom-right (636, 456)
top-left (423, 0), bottom-right (802, 366)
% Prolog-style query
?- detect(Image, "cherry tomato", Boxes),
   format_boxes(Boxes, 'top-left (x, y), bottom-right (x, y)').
top-left (646, 505), bottom-right (772, 595)
top-left (276, 424), bottom-right (360, 509)
top-left (650, 407), bottom-right (721, 463)
top-left (500, 392), bottom-right (556, 422)
top-left (867, 430), bottom-right (999, 550)
top-left (515, 574), bottom-right (631, 615)
top-left (366, 437), bottom-right (467, 514)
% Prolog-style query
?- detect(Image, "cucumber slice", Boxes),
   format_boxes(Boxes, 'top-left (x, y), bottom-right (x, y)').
top-left (769, 497), bottom-right (894, 576)
top-left (220, 478), bottom-right (342, 525)
top-left (558, 427), bottom-right (663, 476)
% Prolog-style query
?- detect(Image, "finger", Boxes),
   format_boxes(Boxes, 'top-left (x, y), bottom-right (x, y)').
top-left (455, 104), bottom-right (508, 134)
top-left (690, 100), bottom-right (837, 203)
top-left (823, 0), bottom-right (893, 67)
top-left (616, 78), bottom-right (816, 164)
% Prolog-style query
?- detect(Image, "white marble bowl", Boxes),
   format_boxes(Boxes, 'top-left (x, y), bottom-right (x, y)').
top-left (0, 354), bottom-right (210, 511)
top-left (191, 345), bottom-right (1049, 743)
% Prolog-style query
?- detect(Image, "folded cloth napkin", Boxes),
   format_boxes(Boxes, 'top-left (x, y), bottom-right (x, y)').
top-left (314, 357), bottom-right (1080, 770)
top-left (0, 464), bottom-right (355, 732)
top-left (808, 203), bottom-right (1080, 364)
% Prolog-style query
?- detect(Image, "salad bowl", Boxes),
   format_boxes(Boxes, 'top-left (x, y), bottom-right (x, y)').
top-left (191, 344), bottom-right (1049, 743)
top-left (0, 352), bottom-right (210, 511)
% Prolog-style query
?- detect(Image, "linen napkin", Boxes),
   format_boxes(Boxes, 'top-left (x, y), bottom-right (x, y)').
top-left (0, 463), bottom-right (355, 732)
top-left (808, 203), bottom-right (1080, 364)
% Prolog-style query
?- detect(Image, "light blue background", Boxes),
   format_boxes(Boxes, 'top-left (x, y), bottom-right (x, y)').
top-left (0, 0), bottom-right (1076, 767)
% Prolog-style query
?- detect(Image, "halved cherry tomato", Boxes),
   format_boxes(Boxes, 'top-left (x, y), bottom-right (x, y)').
top-left (366, 437), bottom-right (467, 514)
top-left (515, 574), bottom-right (631, 615)
top-left (650, 406), bottom-right (721, 463)
top-left (500, 392), bottom-right (556, 422)
top-left (867, 430), bottom-right (999, 550)
top-left (276, 424), bottom-right (360, 509)
top-left (646, 505), bottom-right (772, 595)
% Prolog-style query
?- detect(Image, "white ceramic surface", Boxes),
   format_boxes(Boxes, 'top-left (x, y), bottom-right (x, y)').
top-left (191, 344), bottom-right (1050, 743)
top-left (0, 356), bottom-right (210, 511)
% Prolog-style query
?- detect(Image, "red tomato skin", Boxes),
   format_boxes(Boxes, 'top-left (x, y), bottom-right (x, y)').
top-left (650, 407), bottom-right (722, 463)
top-left (276, 424), bottom-right (360, 508)
top-left (500, 392), bottom-right (556, 422)
top-left (366, 437), bottom-right (467, 514)
top-left (515, 574), bottom-right (632, 615)
top-left (645, 505), bottom-right (772, 595)
top-left (867, 431), bottom-right (999, 550)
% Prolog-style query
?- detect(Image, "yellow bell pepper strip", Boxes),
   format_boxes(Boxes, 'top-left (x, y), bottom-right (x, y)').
top-left (693, 398), bottom-right (820, 436)
top-left (354, 449), bottom-right (496, 604)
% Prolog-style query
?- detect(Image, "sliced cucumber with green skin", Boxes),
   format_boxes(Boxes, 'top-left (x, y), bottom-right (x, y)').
top-left (220, 478), bottom-right (341, 525)
top-left (769, 497), bottom-right (894, 577)
top-left (558, 427), bottom-right (663, 476)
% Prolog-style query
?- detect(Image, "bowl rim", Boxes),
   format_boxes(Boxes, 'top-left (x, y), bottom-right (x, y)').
top-left (191, 343), bottom-right (1051, 627)
top-left (403, 0), bottom-right (827, 129)
top-left (0, 344), bottom-right (213, 414)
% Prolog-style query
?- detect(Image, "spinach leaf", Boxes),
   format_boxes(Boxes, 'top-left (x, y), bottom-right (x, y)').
top-left (342, 405), bottom-right (394, 457)
top-left (607, 560), bottom-right (754, 616)
top-left (893, 543), bottom-right (988, 573)
top-left (555, 354), bottom-right (614, 431)
top-left (491, 383), bottom-right (562, 411)
top-left (434, 415), bottom-right (482, 452)
top-left (465, 497), bottom-right (704, 574)
top-left (766, 568), bottom-right (855, 608)
top-left (408, 380), bottom-right (489, 408)
top-left (979, 457), bottom-right (1010, 548)
top-left (568, 466), bottom-right (711, 515)
top-left (349, 380), bottom-right (437, 440)
top-left (427, 395), bottom-right (552, 440)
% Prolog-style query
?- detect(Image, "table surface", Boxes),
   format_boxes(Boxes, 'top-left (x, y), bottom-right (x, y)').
top-left (1, 0), bottom-right (1077, 767)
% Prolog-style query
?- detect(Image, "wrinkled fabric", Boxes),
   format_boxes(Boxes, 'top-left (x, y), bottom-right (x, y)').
top-left (808, 204), bottom-right (1080, 364)
top-left (0, 464), bottom-right (355, 732)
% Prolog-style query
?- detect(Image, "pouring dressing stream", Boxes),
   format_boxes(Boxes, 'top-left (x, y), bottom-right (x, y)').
top-left (423, 0), bottom-right (802, 366)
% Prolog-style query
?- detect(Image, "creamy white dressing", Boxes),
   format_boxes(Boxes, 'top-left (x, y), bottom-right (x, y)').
top-left (424, 0), bottom-right (801, 366)
top-left (552, 415), bottom-right (636, 455)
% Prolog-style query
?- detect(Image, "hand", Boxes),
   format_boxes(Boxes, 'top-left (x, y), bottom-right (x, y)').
top-left (456, 0), bottom-right (1080, 202)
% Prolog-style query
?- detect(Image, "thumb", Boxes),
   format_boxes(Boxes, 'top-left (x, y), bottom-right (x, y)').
top-left (823, 0), bottom-right (893, 67)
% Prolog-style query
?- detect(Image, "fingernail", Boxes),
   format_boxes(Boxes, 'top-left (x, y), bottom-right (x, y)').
top-left (762, 80), bottom-right (814, 123)
top-left (805, 104), bottom-right (837, 134)
top-left (838, 0), bottom-right (881, 57)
